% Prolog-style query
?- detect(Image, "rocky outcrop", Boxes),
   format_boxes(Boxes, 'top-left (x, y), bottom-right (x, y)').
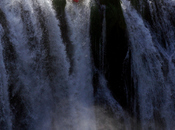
top-left (90, 0), bottom-right (132, 114)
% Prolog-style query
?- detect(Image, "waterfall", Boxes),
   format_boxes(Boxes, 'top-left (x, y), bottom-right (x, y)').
top-left (0, 0), bottom-right (70, 129)
top-left (0, 24), bottom-right (12, 130)
top-left (1, 0), bottom-right (175, 129)
top-left (65, 0), bottom-right (96, 130)
top-left (1, 0), bottom-right (125, 129)
top-left (122, 0), bottom-right (175, 129)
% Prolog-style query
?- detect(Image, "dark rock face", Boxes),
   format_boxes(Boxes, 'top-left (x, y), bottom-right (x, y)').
top-left (105, 0), bottom-right (129, 110)
top-left (90, 0), bottom-right (132, 114)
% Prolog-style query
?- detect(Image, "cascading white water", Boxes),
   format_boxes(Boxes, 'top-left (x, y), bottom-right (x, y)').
top-left (0, 0), bottom-right (70, 129)
top-left (1, 0), bottom-right (130, 129)
top-left (65, 0), bottom-right (96, 130)
top-left (0, 24), bottom-right (12, 130)
top-left (122, 0), bottom-right (175, 129)
top-left (3, 0), bottom-right (175, 129)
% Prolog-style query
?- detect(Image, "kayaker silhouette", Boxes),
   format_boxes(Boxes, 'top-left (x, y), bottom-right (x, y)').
top-left (73, 0), bottom-right (79, 2)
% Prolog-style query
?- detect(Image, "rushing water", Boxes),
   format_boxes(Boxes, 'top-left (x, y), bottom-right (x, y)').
top-left (0, 0), bottom-right (70, 129)
top-left (122, 0), bottom-right (175, 129)
top-left (65, 0), bottom-right (96, 130)
top-left (0, 0), bottom-right (123, 129)
top-left (1, 0), bottom-right (175, 129)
